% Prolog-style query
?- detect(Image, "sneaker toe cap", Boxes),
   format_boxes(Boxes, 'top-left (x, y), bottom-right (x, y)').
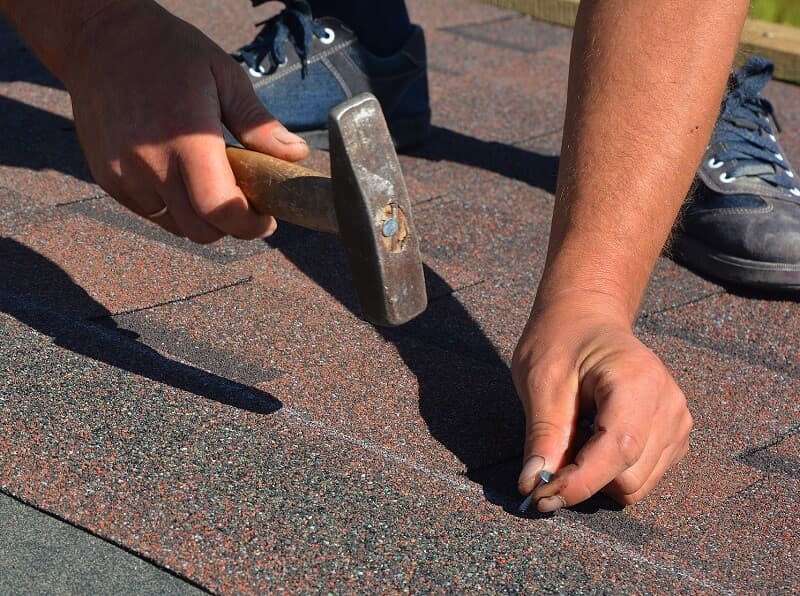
top-left (682, 194), bottom-right (800, 264)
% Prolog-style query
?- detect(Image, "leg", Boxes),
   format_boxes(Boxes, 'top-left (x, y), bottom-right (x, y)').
top-left (236, 0), bottom-right (429, 149)
top-left (249, 0), bottom-right (412, 58)
top-left (306, 0), bottom-right (412, 56)
top-left (673, 56), bottom-right (800, 288)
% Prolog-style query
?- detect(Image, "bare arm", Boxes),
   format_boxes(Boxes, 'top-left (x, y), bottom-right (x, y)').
top-left (514, 0), bottom-right (750, 510)
top-left (0, 0), bottom-right (308, 241)
top-left (0, 0), bottom-right (117, 75)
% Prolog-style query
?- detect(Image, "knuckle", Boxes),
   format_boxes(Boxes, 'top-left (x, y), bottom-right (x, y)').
top-left (194, 195), bottom-right (242, 222)
top-left (566, 478), bottom-right (595, 504)
top-left (510, 347), bottom-right (531, 390)
top-left (225, 86), bottom-right (273, 134)
top-left (192, 200), bottom-right (220, 221)
top-left (618, 491), bottom-right (642, 506)
top-left (616, 431), bottom-right (644, 467)
top-left (682, 410), bottom-right (694, 436)
top-left (613, 469), bottom-right (645, 496)
top-left (528, 418), bottom-right (566, 440)
top-left (604, 483), bottom-right (648, 506)
top-left (520, 360), bottom-right (570, 398)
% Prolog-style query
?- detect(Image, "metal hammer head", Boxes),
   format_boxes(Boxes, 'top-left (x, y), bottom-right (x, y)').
top-left (328, 93), bottom-right (427, 327)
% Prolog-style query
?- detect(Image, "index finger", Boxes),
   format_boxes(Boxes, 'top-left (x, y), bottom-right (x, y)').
top-left (176, 132), bottom-right (276, 240)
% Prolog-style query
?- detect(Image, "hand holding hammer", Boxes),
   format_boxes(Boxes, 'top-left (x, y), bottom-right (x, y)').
top-left (227, 94), bottom-right (427, 327)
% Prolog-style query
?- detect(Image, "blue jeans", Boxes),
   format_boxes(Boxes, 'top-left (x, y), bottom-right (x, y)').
top-left (249, 0), bottom-right (412, 57)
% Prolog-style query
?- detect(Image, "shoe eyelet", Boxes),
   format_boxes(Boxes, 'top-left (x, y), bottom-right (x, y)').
top-left (791, 187), bottom-right (800, 197)
top-left (719, 172), bottom-right (737, 184)
top-left (319, 27), bottom-right (335, 44)
top-left (708, 158), bottom-right (725, 169)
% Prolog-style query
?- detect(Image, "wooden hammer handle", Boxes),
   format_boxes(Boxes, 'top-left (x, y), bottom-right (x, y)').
top-left (226, 146), bottom-right (338, 234)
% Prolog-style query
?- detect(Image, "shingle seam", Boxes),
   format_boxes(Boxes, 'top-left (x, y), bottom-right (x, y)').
top-left (510, 127), bottom-right (564, 147)
top-left (437, 14), bottom-right (527, 36)
top-left (282, 404), bottom-right (735, 594)
top-left (638, 289), bottom-right (728, 318)
top-left (735, 421), bottom-right (800, 459)
top-left (429, 278), bottom-right (487, 301)
top-left (87, 277), bottom-right (253, 320)
top-left (55, 193), bottom-right (106, 207)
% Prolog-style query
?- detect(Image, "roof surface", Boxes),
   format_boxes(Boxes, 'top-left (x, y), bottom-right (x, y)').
top-left (1, 0), bottom-right (798, 592)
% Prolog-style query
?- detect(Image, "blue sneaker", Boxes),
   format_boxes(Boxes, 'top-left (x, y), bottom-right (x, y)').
top-left (674, 57), bottom-right (800, 289)
top-left (232, 1), bottom-right (431, 150)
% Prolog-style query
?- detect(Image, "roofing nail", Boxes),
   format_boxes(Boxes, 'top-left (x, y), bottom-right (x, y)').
top-left (518, 469), bottom-right (552, 513)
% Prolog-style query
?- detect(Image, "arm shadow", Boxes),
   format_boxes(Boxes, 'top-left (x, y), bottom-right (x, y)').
top-left (0, 96), bottom-right (92, 183)
top-left (406, 125), bottom-right (559, 194)
top-left (0, 16), bottom-right (65, 88)
top-left (0, 237), bottom-right (281, 415)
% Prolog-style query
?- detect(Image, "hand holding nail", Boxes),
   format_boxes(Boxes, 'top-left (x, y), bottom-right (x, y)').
top-left (512, 309), bottom-right (693, 513)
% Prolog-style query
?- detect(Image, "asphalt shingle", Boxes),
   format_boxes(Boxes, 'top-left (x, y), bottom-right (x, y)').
top-left (1, 0), bottom-right (799, 591)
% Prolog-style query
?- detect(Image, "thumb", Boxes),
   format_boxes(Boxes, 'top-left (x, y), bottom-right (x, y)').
top-left (517, 380), bottom-right (580, 495)
top-left (215, 57), bottom-right (309, 162)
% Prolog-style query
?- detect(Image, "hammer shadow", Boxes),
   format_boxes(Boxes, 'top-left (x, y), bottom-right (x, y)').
top-left (266, 223), bottom-right (531, 513)
top-left (0, 237), bottom-right (282, 415)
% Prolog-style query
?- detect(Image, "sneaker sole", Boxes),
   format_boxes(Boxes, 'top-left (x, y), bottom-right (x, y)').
top-left (671, 233), bottom-right (800, 289)
top-left (296, 112), bottom-right (432, 151)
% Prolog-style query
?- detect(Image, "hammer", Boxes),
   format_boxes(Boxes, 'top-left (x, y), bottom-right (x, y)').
top-left (225, 93), bottom-right (427, 327)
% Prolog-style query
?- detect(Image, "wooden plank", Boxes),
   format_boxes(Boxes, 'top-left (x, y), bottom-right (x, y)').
top-left (477, 0), bottom-right (800, 85)
top-left (738, 20), bottom-right (800, 84)
top-left (480, 0), bottom-right (578, 27)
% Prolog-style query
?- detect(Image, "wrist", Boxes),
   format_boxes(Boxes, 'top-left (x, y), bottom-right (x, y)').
top-left (533, 253), bottom-right (644, 327)
top-left (534, 286), bottom-right (632, 324)
top-left (57, 0), bottom-right (147, 85)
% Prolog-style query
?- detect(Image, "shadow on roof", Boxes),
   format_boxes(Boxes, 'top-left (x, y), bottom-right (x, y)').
top-left (407, 125), bottom-right (559, 194)
top-left (0, 237), bottom-right (282, 415)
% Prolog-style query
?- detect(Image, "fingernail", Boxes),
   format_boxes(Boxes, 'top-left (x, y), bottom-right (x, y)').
top-left (273, 126), bottom-right (306, 145)
top-left (537, 495), bottom-right (567, 513)
top-left (518, 456), bottom-right (547, 513)
top-left (520, 455), bottom-right (546, 485)
top-left (259, 216), bottom-right (278, 238)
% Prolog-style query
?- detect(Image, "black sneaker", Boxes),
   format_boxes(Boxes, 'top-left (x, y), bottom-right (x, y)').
top-left (232, 1), bottom-right (431, 150)
top-left (673, 57), bottom-right (800, 289)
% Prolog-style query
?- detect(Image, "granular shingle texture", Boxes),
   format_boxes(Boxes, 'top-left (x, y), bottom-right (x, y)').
top-left (1, 0), bottom-right (799, 592)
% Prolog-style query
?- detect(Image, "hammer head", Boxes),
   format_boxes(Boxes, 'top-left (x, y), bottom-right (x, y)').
top-left (328, 94), bottom-right (427, 327)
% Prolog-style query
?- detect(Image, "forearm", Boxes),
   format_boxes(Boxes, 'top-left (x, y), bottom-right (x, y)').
top-left (537, 0), bottom-right (749, 322)
top-left (0, 0), bottom-right (125, 79)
